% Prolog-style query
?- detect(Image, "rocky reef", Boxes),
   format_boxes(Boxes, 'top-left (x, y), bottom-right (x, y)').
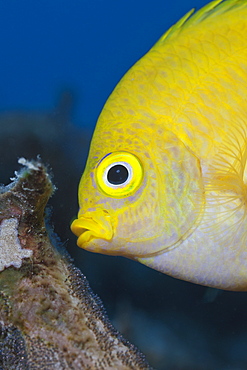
top-left (0, 159), bottom-right (151, 369)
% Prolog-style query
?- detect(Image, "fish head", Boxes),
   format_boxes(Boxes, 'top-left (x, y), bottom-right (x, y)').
top-left (71, 125), bottom-right (204, 259)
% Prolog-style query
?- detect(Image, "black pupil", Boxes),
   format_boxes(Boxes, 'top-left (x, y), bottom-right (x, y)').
top-left (107, 165), bottom-right (129, 185)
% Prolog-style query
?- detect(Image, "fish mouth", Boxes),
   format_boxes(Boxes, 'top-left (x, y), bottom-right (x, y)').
top-left (71, 209), bottom-right (114, 248)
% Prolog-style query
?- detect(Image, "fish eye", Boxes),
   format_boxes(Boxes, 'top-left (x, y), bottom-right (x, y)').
top-left (96, 151), bottom-right (143, 198)
top-left (107, 164), bottom-right (129, 185)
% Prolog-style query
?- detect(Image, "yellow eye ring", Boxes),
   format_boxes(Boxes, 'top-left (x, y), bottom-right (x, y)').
top-left (95, 151), bottom-right (143, 198)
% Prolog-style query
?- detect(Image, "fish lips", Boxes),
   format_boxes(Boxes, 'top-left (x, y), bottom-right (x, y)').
top-left (71, 209), bottom-right (115, 247)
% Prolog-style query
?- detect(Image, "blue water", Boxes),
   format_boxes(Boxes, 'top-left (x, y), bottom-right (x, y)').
top-left (0, 0), bottom-right (208, 131)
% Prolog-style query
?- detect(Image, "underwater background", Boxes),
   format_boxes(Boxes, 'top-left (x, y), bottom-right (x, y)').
top-left (1, 0), bottom-right (247, 368)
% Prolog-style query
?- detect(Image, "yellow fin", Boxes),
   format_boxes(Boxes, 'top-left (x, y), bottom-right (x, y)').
top-left (201, 117), bottom-right (247, 250)
top-left (157, 0), bottom-right (247, 44)
top-left (206, 117), bottom-right (247, 199)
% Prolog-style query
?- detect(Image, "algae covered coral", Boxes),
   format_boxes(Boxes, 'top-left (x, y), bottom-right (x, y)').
top-left (0, 159), bottom-right (151, 369)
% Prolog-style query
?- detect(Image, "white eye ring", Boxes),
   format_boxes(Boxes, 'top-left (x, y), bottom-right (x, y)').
top-left (103, 161), bottom-right (133, 188)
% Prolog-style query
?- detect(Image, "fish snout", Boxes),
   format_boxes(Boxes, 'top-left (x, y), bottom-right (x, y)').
top-left (71, 209), bottom-right (115, 248)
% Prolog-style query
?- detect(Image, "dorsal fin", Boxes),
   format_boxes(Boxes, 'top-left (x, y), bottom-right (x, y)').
top-left (157, 0), bottom-right (247, 44)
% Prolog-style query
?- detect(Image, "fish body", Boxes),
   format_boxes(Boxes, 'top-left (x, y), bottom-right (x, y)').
top-left (71, 0), bottom-right (247, 291)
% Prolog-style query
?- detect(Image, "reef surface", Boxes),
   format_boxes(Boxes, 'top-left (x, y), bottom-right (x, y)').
top-left (0, 159), bottom-right (151, 369)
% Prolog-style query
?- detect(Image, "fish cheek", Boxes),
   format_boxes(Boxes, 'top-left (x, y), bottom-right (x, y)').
top-left (114, 187), bottom-right (159, 240)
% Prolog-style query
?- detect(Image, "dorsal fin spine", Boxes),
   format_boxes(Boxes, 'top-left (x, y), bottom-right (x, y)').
top-left (156, 0), bottom-right (247, 45)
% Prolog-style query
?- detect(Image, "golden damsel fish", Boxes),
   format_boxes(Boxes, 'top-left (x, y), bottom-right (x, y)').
top-left (71, 0), bottom-right (247, 291)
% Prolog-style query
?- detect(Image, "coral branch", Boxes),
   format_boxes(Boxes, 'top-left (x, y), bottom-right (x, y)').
top-left (0, 159), bottom-right (151, 369)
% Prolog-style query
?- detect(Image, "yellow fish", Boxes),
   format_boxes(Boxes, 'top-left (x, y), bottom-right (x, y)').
top-left (71, 0), bottom-right (247, 291)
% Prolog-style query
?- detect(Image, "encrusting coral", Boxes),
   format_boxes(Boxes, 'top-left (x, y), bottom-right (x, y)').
top-left (0, 159), bottom-right (151, 369)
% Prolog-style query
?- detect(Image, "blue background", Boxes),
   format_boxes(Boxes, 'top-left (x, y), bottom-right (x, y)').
top-left (1, 1), bottom-right (247, 369)
top-left (0, 0), bottom-right (208, 128)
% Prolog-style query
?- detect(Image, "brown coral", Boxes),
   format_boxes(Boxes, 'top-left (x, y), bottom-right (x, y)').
top-left (0, 159), bottom-right (151, 369)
